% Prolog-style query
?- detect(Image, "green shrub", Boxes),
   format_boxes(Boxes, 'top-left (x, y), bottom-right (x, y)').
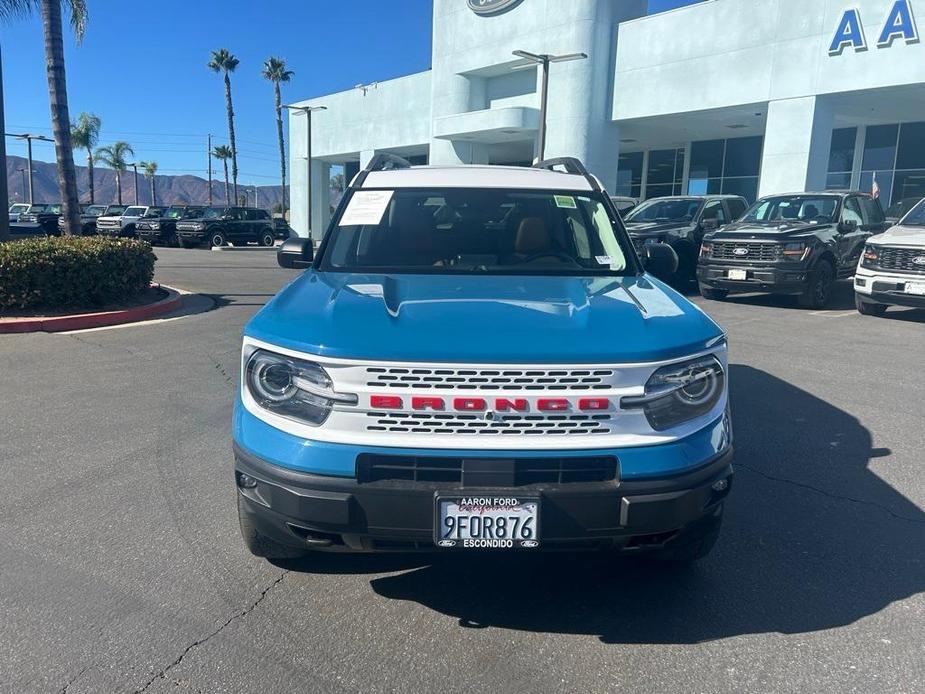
top-left (0, 236), bottom-right (156, 310)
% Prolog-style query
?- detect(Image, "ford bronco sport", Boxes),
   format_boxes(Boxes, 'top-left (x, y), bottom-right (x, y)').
top-left (233, 156), bottom-right (733, 562)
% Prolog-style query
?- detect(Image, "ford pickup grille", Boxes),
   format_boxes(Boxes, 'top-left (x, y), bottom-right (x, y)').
top-left (366, 411), bottom-right (613, 436)
top-left (356, 454), bottom-right (618, 486)
top-left (710, 241), bottom-right (781, 261)
top-left (874, 246), bottom-right (925, 275)
top-left (365, 366), bottom-right (614, 391)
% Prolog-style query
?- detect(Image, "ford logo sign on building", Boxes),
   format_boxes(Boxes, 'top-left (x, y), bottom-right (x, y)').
top-left (468, 0), bottom-right (524, 16)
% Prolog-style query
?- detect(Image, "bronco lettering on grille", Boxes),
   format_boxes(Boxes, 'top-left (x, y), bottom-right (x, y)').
top-left (370, 396), bottom-right (612, 412)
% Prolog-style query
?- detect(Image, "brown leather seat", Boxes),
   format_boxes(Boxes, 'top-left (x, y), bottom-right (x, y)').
top-left (515, 217), bottom-right (551, 255)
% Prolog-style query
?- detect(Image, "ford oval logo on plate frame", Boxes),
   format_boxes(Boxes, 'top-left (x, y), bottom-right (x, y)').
top-left (468, 0), bottom-right (524, 16)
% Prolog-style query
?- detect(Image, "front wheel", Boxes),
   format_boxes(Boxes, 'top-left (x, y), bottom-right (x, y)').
top-left (259, 230), bottom-right (276, 247)
top-left (699, 284), bottom-right (728, 301)
top-left (799, 260), bottom-right (835, 309)
top-left (209, 230), bottom-right (227, 248)
top-left (855, 293), bottom-right (888, 316)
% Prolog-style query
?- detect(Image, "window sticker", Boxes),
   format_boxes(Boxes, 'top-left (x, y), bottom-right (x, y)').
top-left (595, 255), bottom-right (615, 265)
top-left (554, 195), bottom-right (577, 209)
top-left (339, 190), bottom-right (395, 226)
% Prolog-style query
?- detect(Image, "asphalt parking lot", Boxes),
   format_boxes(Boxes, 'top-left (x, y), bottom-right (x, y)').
top-left (1, 247), bottom-right (923, 693)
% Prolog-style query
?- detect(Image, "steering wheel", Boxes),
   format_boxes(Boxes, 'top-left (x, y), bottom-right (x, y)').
top-left (520, 251), bottom-right (576, 264)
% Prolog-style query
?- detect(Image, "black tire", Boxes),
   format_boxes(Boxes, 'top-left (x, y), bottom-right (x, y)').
top-left (799, 260), bottom-right (835, 309)
top-left (209, 229), bottom-right (227, 248)
top-left (237, 494), bottom-right (306, 559)
top-left (169, 233), bottom-right (180, 248)
top-left (699, 284), bottom-right (728, 301)
top-left (259, 230), bottom-right (276, 247)
top-left (855, 293), bottom-right (888, 316)
top-left (648, 505), bottom-right (723, 564)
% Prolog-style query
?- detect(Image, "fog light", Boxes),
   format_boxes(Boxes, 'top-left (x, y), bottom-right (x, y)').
top-left (856, 278), bottom-right (867, 287)
top-left (237, 473), bottom-right (258, 489)
top-left (711, 479), bottom-right (729, 492)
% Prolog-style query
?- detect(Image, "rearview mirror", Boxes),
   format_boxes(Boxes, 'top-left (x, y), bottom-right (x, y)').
top-left (838, 219), bottom-right (858, 233)
top-left (277, 237), bottom-right (314, 269)
top-left (642, 243), bottom-right (679, 278)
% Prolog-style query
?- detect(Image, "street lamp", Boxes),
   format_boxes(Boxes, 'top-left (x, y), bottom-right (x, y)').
top-left (6, 132), bottom-right (54, 204)
top-left (283, 104), bottom-right (327, 238)
top-left (511, 50), bottom-right (588, 162)
top-left (126, 162), bottom-right (140, 205)
top-left (17, 167), bottom-right (27, 201)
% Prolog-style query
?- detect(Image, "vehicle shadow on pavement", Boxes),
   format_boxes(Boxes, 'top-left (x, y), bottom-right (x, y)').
top-left (296, 364), bottom-right (924, 643)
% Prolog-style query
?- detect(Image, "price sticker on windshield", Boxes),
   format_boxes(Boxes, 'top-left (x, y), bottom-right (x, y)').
top-left (554, 195), bottom-right (577, 209)
top-left (339, 190), bottom-right (394, 226)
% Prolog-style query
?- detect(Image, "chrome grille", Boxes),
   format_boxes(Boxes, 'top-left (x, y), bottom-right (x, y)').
top-left (365, 366), bottom-right (614, 391)
top-left (711, 241), bottom-right (781, 261)
top-left (366, 411), bottom-right (613, 436)
top-left (875, 246), bottom-right (925, 275)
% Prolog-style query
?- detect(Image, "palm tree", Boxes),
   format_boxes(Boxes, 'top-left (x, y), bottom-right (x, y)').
top-left (140, 160), bottom-right (158, 205)
top-left (94, 141), bottom-right (133, 205)
top-left (70, 111), bottom-right (101, 203)
top-left (208, 49), bottom-right (240, 202)
top-left (212, 145), bottom-right (232, 204)
top-left (0, 0), bottom-right (88, 236)
top-left (261, 57), bottom-right (293, 216)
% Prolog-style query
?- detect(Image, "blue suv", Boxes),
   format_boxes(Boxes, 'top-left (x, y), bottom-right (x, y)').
top-left (233, 156), bottom-right (733, 562)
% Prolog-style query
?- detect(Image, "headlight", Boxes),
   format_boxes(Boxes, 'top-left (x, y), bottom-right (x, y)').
top-left (861, 244), bottom-right (879, 268)
top-left (245, 349), bottom-right (357, 426)
top-left (782, 241), bottom-right (810, 261)
top-left (149, 222), bottom-right (160, 230)
top-left (622, 355), bottom-right (725, 431)
top-left (700, 242), bottom-right (712, 258)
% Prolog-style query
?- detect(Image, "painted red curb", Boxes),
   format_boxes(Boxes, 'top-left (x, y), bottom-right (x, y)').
top-left (0, 286), bottom-right (183, 334)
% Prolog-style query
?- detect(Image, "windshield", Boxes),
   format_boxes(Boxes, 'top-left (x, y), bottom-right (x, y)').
top-left (106, 206), bottom-right (127, 215)
top-left (742, 195), bottom-right (839, 224)
top-left (124, 207), bottom-right (146, 217)
top-left (10, 204), bottom-right (29, 213)
top-left (142, 208), bottom-right (165, 218)
top-left (625, 198), bottom-right (702, 224)
top-left (202, 207), bottom-right (224, 219)
top-left (320, 188), bottom-right (632, 276)
top-left (899, 198), bottom-right (925, 226)
top-left (87, 205), bottom-right (107, 216)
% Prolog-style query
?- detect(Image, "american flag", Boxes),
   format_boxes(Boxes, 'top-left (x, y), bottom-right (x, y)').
top-left (872, 172), bottom-right (880, 199)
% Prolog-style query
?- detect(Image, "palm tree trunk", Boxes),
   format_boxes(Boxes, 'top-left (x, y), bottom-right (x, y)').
top-left (223, 159), bottom-right (230, 205)
top-left (115, 171), bottom-right (122, 205)
top-left (224, 71), bottom-right (239, 202)
top-left (40, 0), bottom-right (80, 236)
top-left (150, 178), bottom-right (156, 206)
top-left (86, 148), bottom-right (94, 204)
top-left (274, 81), bottom-right (286, 215)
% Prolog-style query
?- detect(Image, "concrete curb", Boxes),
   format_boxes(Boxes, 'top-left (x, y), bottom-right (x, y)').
top-left (0, 285), bottom-right (184, 334)
top-left (211, 244), bottom-right (280, 252)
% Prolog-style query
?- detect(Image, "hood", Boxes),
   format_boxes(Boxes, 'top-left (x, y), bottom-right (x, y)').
top-left (624, 220), bottom-right (694, 236)
top-left (869, 224), bottom-right (925, 248)
top-left (244, 272), bottom-right (723, 364)
top-left (711, 219), bottom-right (833, 240)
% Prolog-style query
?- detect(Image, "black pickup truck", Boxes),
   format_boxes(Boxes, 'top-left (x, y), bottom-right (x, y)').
top-left (13, 203), bottom-right (61, 236)
top-left (697, 191), bottom-right (888, 308)
top-left (137, 205), bottom-right (206, 246)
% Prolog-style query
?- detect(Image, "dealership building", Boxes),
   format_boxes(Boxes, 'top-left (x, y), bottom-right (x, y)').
top-left (288, 0), bottom-right (925, 237)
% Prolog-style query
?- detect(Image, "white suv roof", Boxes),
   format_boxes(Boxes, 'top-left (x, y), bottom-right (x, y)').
top-left (362, 165), bottom-right (595, 192)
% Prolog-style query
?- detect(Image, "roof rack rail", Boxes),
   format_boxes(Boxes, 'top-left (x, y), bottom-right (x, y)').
top-left (532, 157), bottom-right (601, 192)
top-left (353, 153), bottom-right (413, 188)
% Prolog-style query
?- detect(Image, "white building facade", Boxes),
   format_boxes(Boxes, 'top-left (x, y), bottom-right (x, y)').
top-left (290, 0), bottom-right (925, 238)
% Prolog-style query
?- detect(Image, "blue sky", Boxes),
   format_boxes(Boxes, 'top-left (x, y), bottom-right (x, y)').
top-left (2, 0), bottom-right (699, 186)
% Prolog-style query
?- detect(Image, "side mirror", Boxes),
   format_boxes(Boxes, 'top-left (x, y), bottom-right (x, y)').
top-left (277, 237), bottom-right (314, 269)
top-left (838, 219), bottom-right (858, 233)
top-left (642, 243), bottom-right (679, 278)
top-left (700, 218), bottom-right (719, 232)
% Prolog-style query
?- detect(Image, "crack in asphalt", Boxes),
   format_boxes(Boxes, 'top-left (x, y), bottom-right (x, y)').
top-left (207, 353), bottom-right (236, 391)
top-left (737, 463), bottom-right (925, 525)
top-left (134, 571), bottom-right (287, 693)
top-left (58, 665), bottom-right (90, 694)
top-left (64, 332), bottom-right (144, 358)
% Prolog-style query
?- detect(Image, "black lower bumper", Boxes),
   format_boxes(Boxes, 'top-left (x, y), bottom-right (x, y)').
top-left (698, 263), bottom-right (809, 294)
top-left (863, 280), bottom-right (925, 308)
top-left (234, 444), bottom-right (733, 552)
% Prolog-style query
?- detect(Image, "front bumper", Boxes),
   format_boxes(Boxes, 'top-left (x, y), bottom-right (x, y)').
top-left (233, 419), bottom-right (734, 553)
top-left (697, 261), bottom-right (810, 294)
top-left (177, 230), bottom-right (206, 241)
top-left (855, 268), bottom-right (925, 308)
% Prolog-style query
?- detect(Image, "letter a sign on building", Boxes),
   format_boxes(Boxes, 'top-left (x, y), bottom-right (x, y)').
top-left (830, 0), bottom-right (919, 55)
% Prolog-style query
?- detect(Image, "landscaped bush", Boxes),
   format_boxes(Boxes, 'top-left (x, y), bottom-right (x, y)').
top-left (0, 236), bottom-right (156, 310)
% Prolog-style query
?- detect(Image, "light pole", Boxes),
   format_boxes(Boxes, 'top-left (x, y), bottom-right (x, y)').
top-left (17, 167), bottom-right (26, 200)
top-left (126, 162), bottom-right (140, 204)
top-left (6, 133), bottom-right (54, 204)
top-left (283, 104), bottom-right (327, 238)
top-left (511, 50), bottom-right (588, 162)
top-left (207, 134), bottom-right (213, 206)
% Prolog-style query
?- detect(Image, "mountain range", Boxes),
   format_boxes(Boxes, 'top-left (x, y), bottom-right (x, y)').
top-left (5, 155), bottom-right (287, 209)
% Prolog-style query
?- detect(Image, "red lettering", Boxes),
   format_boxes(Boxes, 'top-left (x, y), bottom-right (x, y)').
top-left (453, 397), bottom-right (487, 411)
top-left (370, 395), bottom-right (402, 409)
top-left (537, 398), bottom-right (570, 411)
top-left (495, 398), bottom-right (528, 412)
top-left (412, 396), bottom-right (445, 411)
top-left (578, 398), bottom-right (610, 411)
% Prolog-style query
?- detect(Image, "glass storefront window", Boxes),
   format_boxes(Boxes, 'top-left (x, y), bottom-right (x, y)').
top-left (896, 122), bottom-right (925, 170)
top-left (615, 152), bottom-right (643, 198)
top-left (862, 124), bottom-right (899, 171)
top-left (724, 137), bottom-right (763, 178)
top-left (827, 127), bottom-right (856, 175)
top-left (858, 171), bottom-right (894, 206)
top-left (644, 148), bottom-right (684, 199)
top-left (826, 172), bottom-right (852, 190)
top-left (687, 136), bottom-right (762, 202)
top-left (891, 169), bottom-right (925, 208)
top-left (721, 177), bottom-right (759, 203)
top-left (690, 139), bottom-right (724, 180)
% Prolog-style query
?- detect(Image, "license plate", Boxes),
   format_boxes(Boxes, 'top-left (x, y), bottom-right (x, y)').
top-left (728, 269), bottom-right (748, 280)
top-left (435, 495), bottom-right (540, 549)
top-left (904, 282), bottom-right (925, 296)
